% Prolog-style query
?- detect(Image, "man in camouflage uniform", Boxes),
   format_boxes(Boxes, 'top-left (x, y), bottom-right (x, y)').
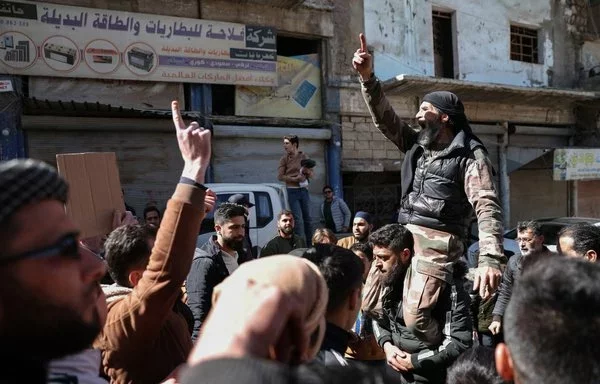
top-left (352, 33), bottom-right (505, 347)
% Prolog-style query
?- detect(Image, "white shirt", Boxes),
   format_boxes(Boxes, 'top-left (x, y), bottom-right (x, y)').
top-left (222, 249), bottom-right (239, 274)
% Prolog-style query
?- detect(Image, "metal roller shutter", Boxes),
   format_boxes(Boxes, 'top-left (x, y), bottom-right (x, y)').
top-left (25, 126), bottom-right (181, 219)
top-left (212, 125), bottom-right (330, 231)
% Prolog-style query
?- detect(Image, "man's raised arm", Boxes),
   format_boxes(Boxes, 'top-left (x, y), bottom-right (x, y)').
top-left (353, 33), bottom-right (418, 153)
top-left (100, 101), bottom-right (216, 345)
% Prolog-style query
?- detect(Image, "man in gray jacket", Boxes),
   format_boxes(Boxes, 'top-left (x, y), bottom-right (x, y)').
top-left (489, 220), bottom-right (553, 337)
top-left (320, 185), bottom-right (352, 234)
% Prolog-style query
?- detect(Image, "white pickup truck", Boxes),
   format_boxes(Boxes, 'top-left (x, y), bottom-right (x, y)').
top-left (196, 183), bottom-right (289, 255)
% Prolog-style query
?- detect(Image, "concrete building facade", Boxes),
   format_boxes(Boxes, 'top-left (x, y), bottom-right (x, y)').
top-left (338, 0), bottom-right (600, 226)
top-left (1, 0), bottom-right (599, 230)
top-left (1, 0), bottom-right (363, 234)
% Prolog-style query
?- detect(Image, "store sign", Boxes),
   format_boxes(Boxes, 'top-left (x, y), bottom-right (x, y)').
top-left (235, 54), bottom-right (321, 119)
top-left (0, 79), bottom-right (13, 92)
top-left (553, 148), bottom-right (600, 181)
top-left (0, 0), bottom-right (278, 86)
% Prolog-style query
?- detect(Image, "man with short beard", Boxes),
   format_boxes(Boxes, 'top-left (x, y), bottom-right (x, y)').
top-left (0, 159), bottom-right (108, 384)
top-left (260, 209), bottom-right (307, 257)
top-left (338, 211), bottom-right (374, 249)
top-left (353, 33), bottom-right (504, 347)
top-left (370, 224), bottom-right (472, 384)
top-left (187, 202), bottom-right (248, 339)
top-left (489, 220), bottom-right (553, 337)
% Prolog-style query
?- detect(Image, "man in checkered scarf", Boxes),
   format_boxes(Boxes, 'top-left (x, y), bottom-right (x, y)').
top-left (0, 158), bottom-right (107, 383)
top-left (0, 159), bottom-right (68, 226)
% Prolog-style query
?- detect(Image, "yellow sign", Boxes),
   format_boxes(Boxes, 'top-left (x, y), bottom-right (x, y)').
top-left (235, 54), bottom-right (321, 119)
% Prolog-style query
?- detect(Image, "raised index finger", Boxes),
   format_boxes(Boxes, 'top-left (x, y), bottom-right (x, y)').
top-left (171, 100), bottom-right (185, 130)
top-left (359, 33), bottom-right (367, 53)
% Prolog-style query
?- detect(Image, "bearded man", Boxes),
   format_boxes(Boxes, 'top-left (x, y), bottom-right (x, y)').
top-left (187, 202), bottom-right (248, 340)
top-left (260, 209), bottom-right (307, 257)
top-left (0, 160), bottom-right (107, 383)
top-left (352, 33), bottom-right (505, 347)
top-left (370, 224), bottom-right (472, 384)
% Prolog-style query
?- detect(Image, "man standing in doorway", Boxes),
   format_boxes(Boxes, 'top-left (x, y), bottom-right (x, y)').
top-left (278, 135), bottom-right (312, 241)
top-left (353, 33), bottom-right (504, 347)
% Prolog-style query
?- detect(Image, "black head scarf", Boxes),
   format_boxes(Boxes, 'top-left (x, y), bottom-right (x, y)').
top-left (422, 91), bottom-right (472, 134)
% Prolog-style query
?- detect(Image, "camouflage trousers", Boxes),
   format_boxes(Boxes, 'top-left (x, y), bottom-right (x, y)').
top-left (403, 223), bottom-right (464, 347)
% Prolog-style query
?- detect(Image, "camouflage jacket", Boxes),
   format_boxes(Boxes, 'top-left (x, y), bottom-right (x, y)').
top-left (373, 265), bottom-right (472, 382)
top-left (361, 76), bottom-right (505, 268)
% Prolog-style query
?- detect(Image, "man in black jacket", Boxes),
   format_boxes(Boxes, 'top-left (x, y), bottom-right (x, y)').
top-left (228, 193), bottom-right (257, 260)
top-left (301, 244), bottom-right (365, 367)
top-left (187, 202), bottom-right (248, 340)
top-left (260, 210), bottom-right (307, 257)
top-left (370, 224), bottom-right (472, 384)
top-left (353, 33), bottom-right (503, 348)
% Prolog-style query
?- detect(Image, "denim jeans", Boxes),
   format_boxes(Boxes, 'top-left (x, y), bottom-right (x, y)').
top-left (478, 331), bottom-right (503, 348)
top-left (287, 187), bottom-right (312, 241)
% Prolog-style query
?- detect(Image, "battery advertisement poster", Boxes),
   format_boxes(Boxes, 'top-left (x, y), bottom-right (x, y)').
top-left (0, 0), bottom-right (278, 86)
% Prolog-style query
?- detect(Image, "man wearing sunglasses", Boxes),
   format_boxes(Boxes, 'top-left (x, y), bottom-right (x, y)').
top-left (0, 100), bottom-right (213, 384)
top-left (0, 159), bottom-right (107, 384)
top-left (320, 185), bottom-right (351, 234)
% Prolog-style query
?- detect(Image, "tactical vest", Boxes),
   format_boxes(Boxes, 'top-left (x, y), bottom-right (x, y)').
top-left (397, 130), bottom-right (485, 237)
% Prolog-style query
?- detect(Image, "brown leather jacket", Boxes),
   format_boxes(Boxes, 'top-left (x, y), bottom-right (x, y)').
top-left (336, 236), bottom-right (358, 250)
top-left (94, 184), bottom-right (206, 384)
top-left (277, 151), bottom-right (307, 188)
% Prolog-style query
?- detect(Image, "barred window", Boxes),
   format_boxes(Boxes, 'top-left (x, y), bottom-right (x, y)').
top-left (510, 25), bottom-right (539, 63)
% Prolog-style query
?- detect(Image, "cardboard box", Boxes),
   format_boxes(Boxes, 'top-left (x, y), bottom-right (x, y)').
top-left (56, 152), bottom-right (125, 238)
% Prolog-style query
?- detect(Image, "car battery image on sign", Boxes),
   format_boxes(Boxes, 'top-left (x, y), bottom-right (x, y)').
top-left (44, 43), bottom-right (76, 65)
top-left (127, 47), bottom-right (154, 72)
top-left (86, 48), bottom-right (117, 64)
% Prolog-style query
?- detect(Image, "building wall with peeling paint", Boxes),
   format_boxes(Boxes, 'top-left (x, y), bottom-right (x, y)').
top-left (365, 0), bottom-right (564, 87)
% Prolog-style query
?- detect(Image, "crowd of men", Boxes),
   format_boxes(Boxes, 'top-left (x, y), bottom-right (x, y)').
top-left (2, 32), bottom-right (600, 384)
